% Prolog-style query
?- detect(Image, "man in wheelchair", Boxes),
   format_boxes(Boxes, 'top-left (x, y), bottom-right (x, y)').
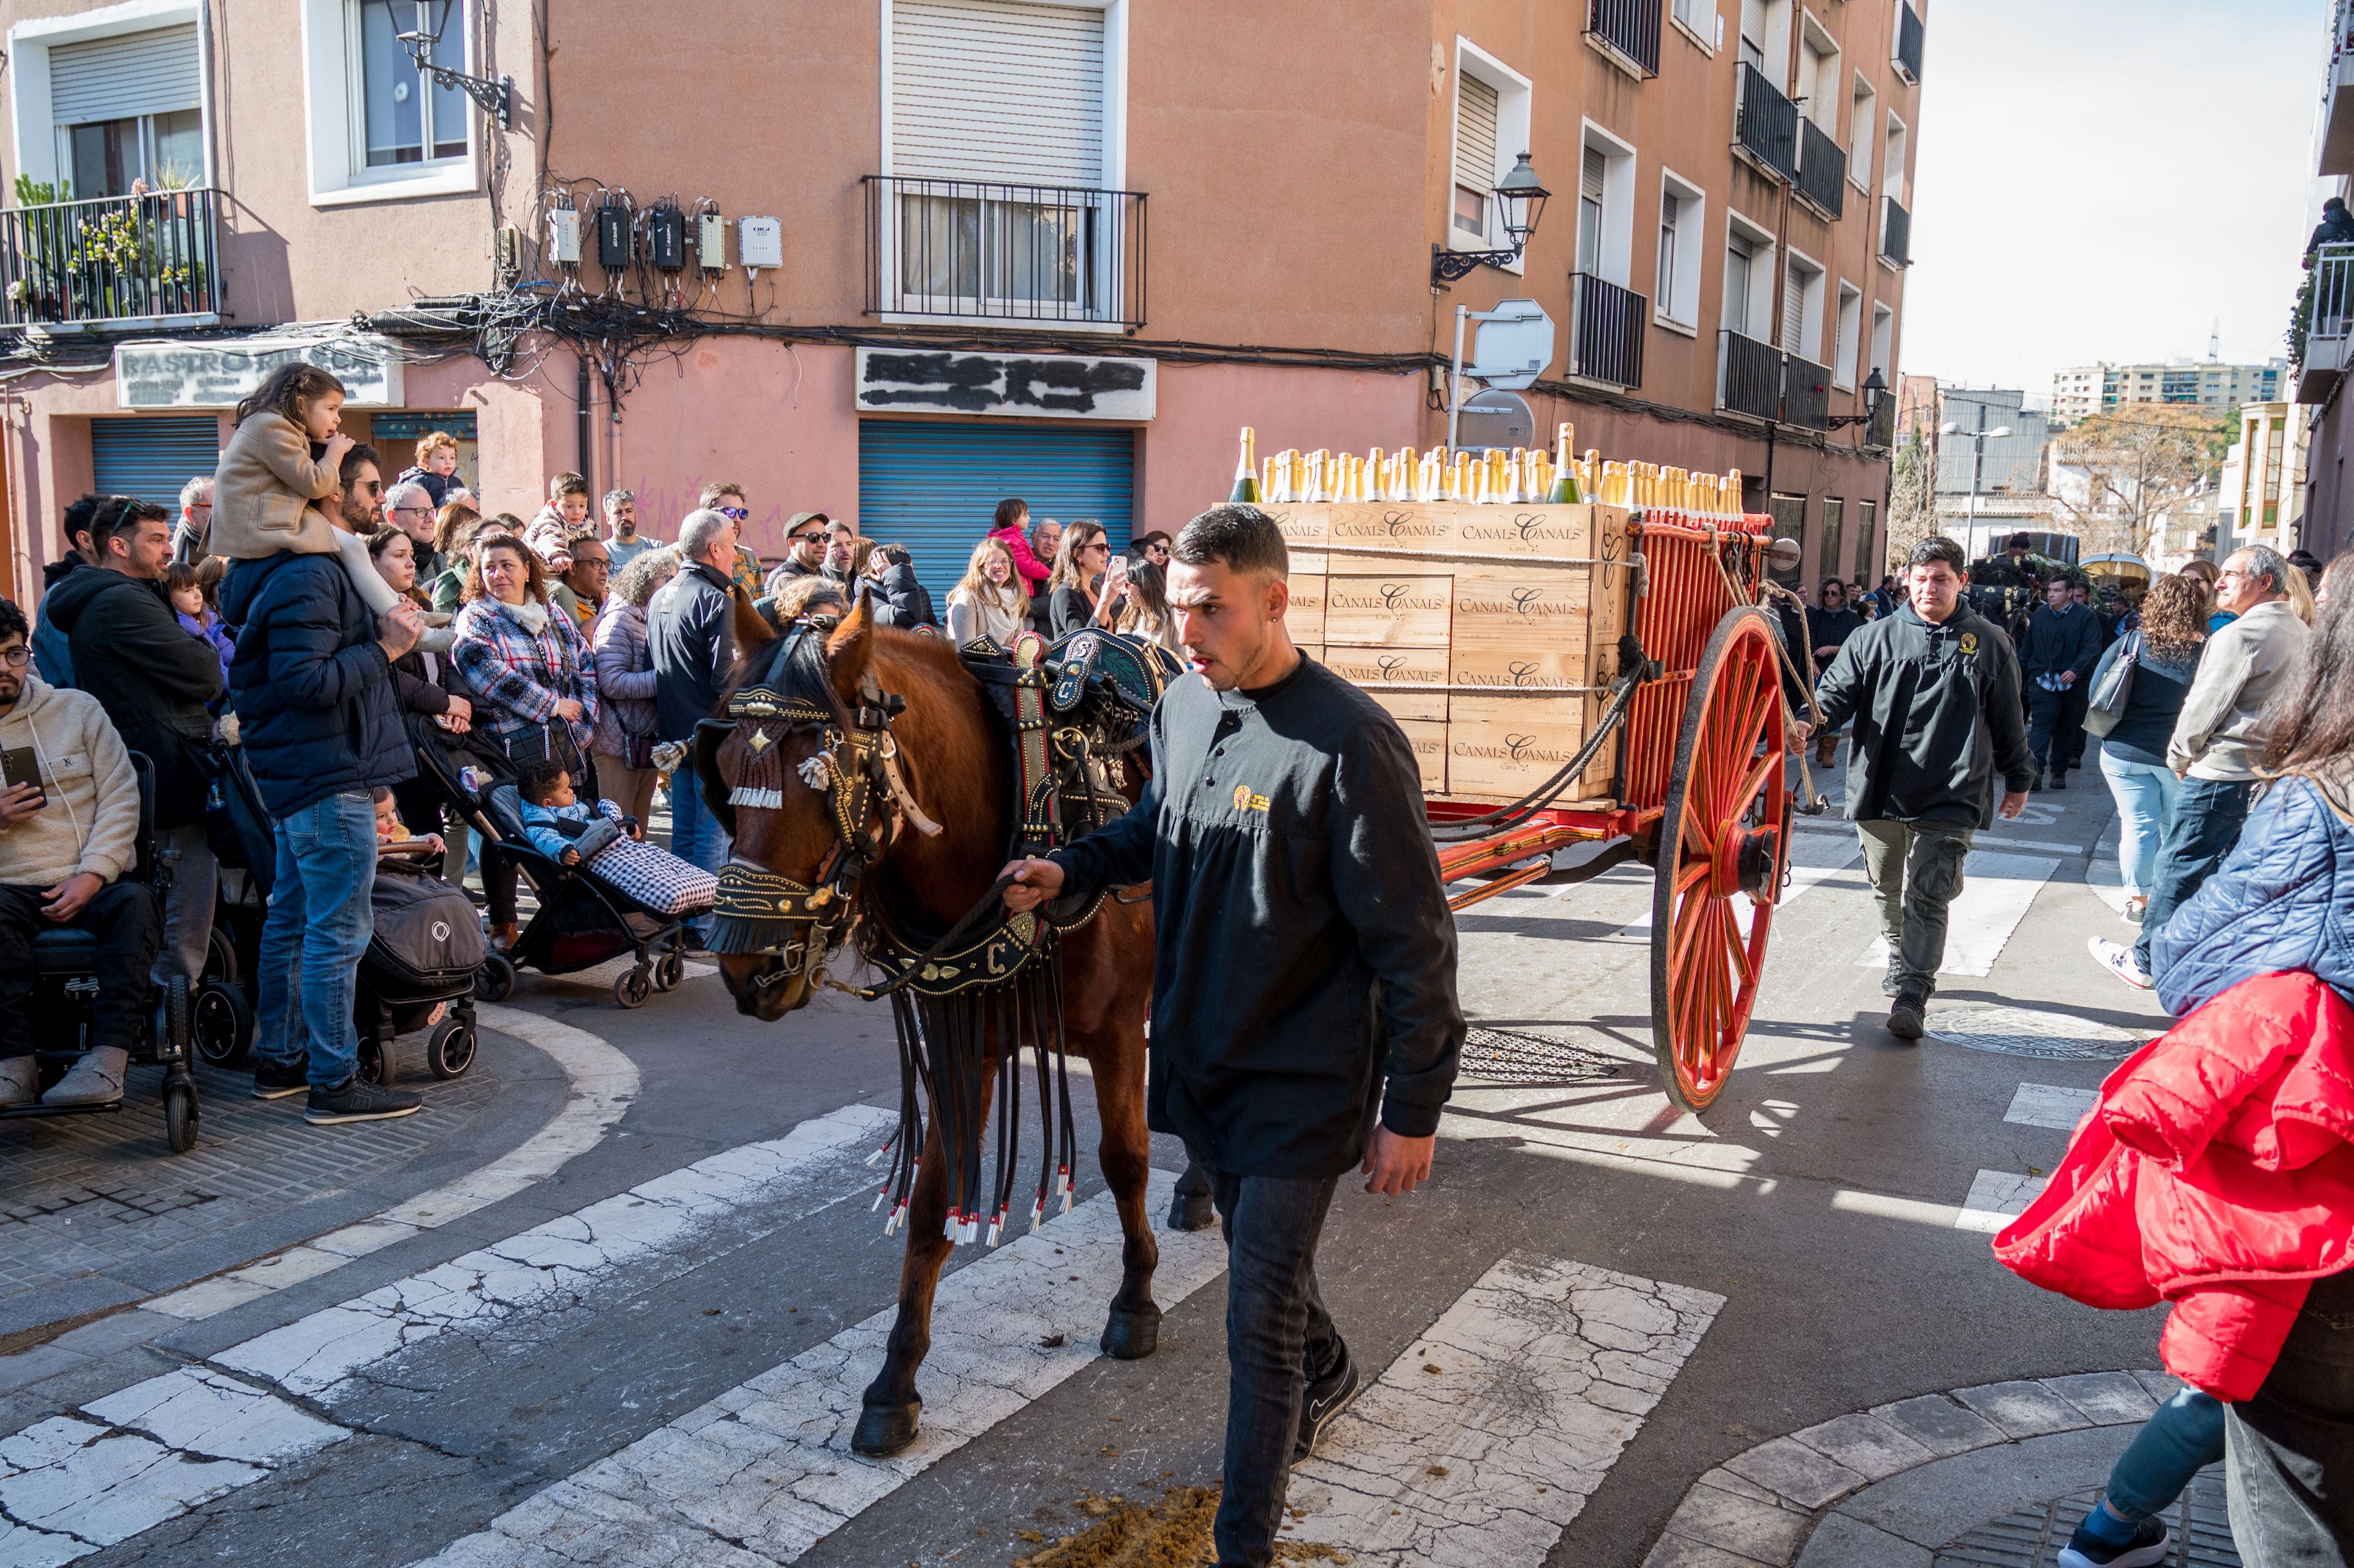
top-left (0, 600), bottom-right (158, 1108)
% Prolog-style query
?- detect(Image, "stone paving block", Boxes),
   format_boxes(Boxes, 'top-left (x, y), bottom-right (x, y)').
top-left (1791, 1512), bottom-right (1934, 1568)
top-left (2133, 1368), bottom-right (2187, 1404)
top-left (1694, 1465), bottom-right (1789, 1506)
top-left (1868, 1394), bottom-right (2007, 1458)
top-left (0, 1343), bottom-right (88, 1396)
top-left (48, 1310), bottom-right (179, 1360)
top-left (1662, 1475), bottom-right (1813, 1564)
top-left (1953, 1379), bottom-right (2094, 1438)
top-left (1789, 1413), bottom-right (1938, 1482)
top-left (1723, 1436), bottom-right (1867, 1510)
top-left (1643, 1534), bottom-right (1787, 1568)
top-left (2041, 1370), bottom-right (2158, 1426)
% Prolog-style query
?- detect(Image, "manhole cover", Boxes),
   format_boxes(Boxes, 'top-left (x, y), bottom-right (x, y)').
top-left (1933, 1477), bottom-right (2237, 1566)
top-left (1925, 1005), bottom-right (2150, 1061)
top-left (1460, 1027), bottom-right (1620, 1083)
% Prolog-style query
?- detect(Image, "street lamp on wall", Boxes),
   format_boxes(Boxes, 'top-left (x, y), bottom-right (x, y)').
top-left (1432, 153), bottom-right (1552, 284)
top-left (1824, 368), bottom-right (1891, 432)
top-left (396, 0), bottom-right (514, 130)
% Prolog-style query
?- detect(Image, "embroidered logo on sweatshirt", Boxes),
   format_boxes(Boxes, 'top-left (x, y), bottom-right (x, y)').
top-left (1231, 784), bottom-right (1271, 814)
top-left (1959, 632), bottom-right (1979, 655)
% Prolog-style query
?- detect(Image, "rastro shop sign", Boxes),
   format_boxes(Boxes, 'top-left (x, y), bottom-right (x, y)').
top-left (114, 335), bottom-right (406, 410)
top-left (855, 348), bottom-right (1155, 420)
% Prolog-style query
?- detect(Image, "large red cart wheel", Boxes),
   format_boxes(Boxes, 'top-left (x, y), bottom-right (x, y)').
top-left (1650, 606), bottom-right (1791, 1113)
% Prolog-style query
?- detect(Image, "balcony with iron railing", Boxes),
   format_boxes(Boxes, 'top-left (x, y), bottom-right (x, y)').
top-left (1585, 0), bottom-right (1660, 79)
top-left (862, 175), bottom-right (1147, 328)
top-left (1733, 62), bottom-right (1799, 185)
top-left (2299, 242), bottom-right (2354, 404)
top-left (1795, 120), bottom-right (1846, 220)
top-left (1719, 330), bottom-right (1783, 422)
top-left (1782, 352), bottom-right (1832, 431)
top-left (1893, 0), bottom-right (1925, 85)
top-left (0, 187), bottom-right (221, 331)
top-left (1570, 273), bottom-right (1647, 389)
top-left (1880, 195), bottom-right (1911, 267)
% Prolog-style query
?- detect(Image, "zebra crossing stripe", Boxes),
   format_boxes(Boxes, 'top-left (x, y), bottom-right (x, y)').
top-left (1955, 1170), bottom-right (2046, 1234)
top-left (409, 1171), bottom-right (1228, 1566)
top-left (1286, 1254), bottom-right (1722, 1566)
top-left (1855, 851), bottom-right (2059, 977)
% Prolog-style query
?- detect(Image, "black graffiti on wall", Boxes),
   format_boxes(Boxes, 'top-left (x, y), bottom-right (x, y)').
top-left (858, 351), bottom-right (1147, 415)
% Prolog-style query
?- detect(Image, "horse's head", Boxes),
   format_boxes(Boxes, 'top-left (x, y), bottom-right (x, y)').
top-left (703, 591), bottom-right (895, 1020)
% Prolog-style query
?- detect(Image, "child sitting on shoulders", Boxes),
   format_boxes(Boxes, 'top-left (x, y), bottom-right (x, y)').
top-left (210, 360), bottom-right (403, 618)
top-left (515, 760), bottom-right (642, 865)
top-left (374, 785), bottom-right (444, 857)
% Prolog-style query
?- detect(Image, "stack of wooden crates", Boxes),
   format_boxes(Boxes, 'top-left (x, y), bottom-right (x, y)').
top-left (1265, 499), bottom-right (1635, 805)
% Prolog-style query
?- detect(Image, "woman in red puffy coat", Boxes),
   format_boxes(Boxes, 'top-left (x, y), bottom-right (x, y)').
top-left (2000, 565), bottom-right (2354, 1566)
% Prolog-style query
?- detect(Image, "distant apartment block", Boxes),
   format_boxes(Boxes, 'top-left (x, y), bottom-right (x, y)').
top-left (2050, 359), bottom-right (2285, 425)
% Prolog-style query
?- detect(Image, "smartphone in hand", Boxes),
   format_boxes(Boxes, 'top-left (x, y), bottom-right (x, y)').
top-left (0, 747), bottom-right (44, 808)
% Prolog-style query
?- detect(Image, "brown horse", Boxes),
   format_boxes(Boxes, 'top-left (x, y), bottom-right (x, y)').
top-left (708, 596), bottom-right (1165, 1456)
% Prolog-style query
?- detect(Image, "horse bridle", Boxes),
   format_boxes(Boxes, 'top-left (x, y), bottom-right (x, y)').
top-left (701, 620), bottom-right (910, 991)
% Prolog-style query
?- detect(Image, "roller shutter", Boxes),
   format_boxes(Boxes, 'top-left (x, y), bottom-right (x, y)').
top-left (891, 1), bottom-right (1105, 185)
top-left (1454, 75), bottom-right (1499, 192)
top-left (858, 421), bottom-right (1133, 605)
top-left (91, 415), bottom-right (220, 507)
top-left (51, 25), bottom-right (201, 124)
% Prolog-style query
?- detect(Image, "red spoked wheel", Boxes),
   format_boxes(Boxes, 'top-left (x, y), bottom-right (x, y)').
top-left (1650, 607), bottom-right (1791, 1113)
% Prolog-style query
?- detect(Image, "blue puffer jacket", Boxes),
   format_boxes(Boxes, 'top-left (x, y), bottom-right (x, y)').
top-left (2153, 775), bottom-right (2354, 1018)
top-left (220, 550), bottom-right (414, 819)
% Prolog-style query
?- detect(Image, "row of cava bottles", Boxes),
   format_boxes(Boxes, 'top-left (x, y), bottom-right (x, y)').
top-left (1228, 424), bottom-right (1747, 516)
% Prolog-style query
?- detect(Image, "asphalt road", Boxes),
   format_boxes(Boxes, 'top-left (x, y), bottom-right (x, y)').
top-left (0, 759), bottom-right (2179, 1568)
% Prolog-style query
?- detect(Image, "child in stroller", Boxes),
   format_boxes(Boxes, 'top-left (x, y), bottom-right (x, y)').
top-left (356, 789), bottom-right (483, 1086)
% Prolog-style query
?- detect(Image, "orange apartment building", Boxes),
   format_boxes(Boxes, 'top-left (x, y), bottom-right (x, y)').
top-left (0, 0), bottom-right (1924, 603)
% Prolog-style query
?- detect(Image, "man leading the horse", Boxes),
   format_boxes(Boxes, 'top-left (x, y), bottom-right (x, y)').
top-left (1001, 502), bottom-right (1465, 1568)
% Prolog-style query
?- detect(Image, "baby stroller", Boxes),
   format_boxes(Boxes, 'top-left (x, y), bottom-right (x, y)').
top-left (192, 743), bottom-right (270, 1068)
top-left (356, 847), bottom-right (484, 1084)
top-left (5, 753), bottom-right (203, 1152)
top-left (408, 718), bottom-right (703, 1009)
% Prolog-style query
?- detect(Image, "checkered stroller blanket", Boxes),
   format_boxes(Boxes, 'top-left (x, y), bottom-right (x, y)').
top-left (583, 832), bottom-right (717, 917)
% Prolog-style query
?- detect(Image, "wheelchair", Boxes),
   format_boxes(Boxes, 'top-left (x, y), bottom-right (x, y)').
top-left (0, 751), bottom-right (225, 1153)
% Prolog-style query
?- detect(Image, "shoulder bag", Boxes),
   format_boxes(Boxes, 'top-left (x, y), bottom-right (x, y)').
top-left (2082, 631), bottom-right (2140, 738)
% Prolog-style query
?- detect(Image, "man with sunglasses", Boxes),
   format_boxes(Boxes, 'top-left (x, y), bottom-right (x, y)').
top-left (763, 511), bottom-right (831, 597)
top-left (698, 481), bottom-right (767, 598)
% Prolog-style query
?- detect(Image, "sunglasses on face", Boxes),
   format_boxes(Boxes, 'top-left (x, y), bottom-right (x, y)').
top-left (720, 507), bottom-right (750, 521)
top-left (356, 479), bottom-right (383, 495)
top-left (792, 530), bottom-right (823, 544)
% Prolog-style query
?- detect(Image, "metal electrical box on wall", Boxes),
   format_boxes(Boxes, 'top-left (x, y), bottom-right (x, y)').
top-left (739, 217), bottom-right (783, 270)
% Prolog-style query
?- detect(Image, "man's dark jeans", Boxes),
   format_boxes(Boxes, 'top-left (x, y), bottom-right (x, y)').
top-left (2026, 682), bottom-right (2090, 778)
top-left (0, 881), bottom-right (158, 1058)
top-left (2136, 775), bottom-right (2253, 974)
top-left (1208, 1167), bottom-right (1341, 1568)
top-left (2227, 1268), bottom-right (2354, 1565)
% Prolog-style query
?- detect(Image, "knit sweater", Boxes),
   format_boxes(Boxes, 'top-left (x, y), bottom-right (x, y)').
top-left (0, 675), bottom-right (140, 888)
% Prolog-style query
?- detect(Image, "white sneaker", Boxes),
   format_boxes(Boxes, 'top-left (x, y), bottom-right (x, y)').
top-left (41, 1046), bottom-right (127, 1106)
top-left (0, 1055), bottom-right (35, 1107)
top-left (2088, 936), bottom-right (2154, 991)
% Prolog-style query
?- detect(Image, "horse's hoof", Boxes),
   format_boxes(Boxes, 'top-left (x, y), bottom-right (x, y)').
top-left (1166, 1190), bottom-right (1216, 1232)
top-left (851, 1400), bottom-right (922, 1456)
top-left (1101, 1305), bottom-right (1162, 1360)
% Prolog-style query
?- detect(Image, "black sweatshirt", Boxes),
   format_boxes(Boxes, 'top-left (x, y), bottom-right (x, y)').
top-left (1050, 655), bottom-right (1463, 1178)
top-left (1813, 600), bottom-right (2035, 829)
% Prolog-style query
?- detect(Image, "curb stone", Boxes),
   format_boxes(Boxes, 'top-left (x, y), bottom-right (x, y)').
top-left (1640, 1369), bottom-right (2178, 1566)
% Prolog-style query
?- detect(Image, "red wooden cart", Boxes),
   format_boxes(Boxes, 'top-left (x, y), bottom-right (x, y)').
top-left (1425, 512), bottom-right (1796, 1114)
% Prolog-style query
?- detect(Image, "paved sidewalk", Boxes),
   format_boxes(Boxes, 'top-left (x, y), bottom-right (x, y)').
top-left (1642, 1369), bottom-right (2239, 1567)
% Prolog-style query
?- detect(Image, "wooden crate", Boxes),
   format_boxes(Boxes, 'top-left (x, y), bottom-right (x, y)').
top-left (1268, 500), bottom-right (1632, 804)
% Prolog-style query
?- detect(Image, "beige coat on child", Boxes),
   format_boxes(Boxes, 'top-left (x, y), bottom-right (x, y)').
top-left (210, 410), bottom-right (342, 560)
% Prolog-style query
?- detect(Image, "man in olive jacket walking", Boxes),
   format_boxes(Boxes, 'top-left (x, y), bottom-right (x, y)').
top-left (1800, 535), bottom-right (2033, 1038)
top-left (1003, 504), bottom-right (1463, 1568)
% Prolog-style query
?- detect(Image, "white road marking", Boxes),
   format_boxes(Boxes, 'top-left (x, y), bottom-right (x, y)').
top-left (1790, 821), bottom-right (2088, 855)
top-left (148, 1005), bottom-right (642, 1323)
top-left (1955, 1169), bottom-right (2046, 1234)
top-left (1854, 852), bottom-right (2060, 977)
top-left (2005, 1083), bottom-right (2099, 1131)
top-left (410, 1170), bottom-right (1226, 1567)
top-left (0, 1105), bottom-right (892, 1563)
top-left (1285, 1255), bottom-right (1722, 1566)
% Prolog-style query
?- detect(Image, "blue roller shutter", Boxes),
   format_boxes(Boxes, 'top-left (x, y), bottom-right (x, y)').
top-left (91, 415), bottom-right (221, 507)
top-left (857, 420), bottom-right (1133, 604)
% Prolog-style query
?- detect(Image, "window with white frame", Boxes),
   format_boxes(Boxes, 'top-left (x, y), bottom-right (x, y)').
top-left (300, 0), bottom-right (480, 204)
top-left (1848, 74), bottom-right (1876, 188)
top-left (49, 25), bottom-right (203, 196)
top-left (1796, 12), bottom-right (1838, 132)
top-left (1575, 126), bottom-right (1635, 288)
top-left (1739, 0), bottom-right (1789, 84)
top-left (1781, 249), bottom-right (1824, 363)
top-left (1868, 300), bottom-right (1894, 381)
top-left (1832, 281), bottom-right (1862, 389)
top-left (1884, 110), bottom-right (1908, 205)
top-left (1447, 42), bottom-right (1532, 266)
top-left (1724, 212), bottom-right (1775, 339)
top-left (1656, 170), bottom-right (1704, 328)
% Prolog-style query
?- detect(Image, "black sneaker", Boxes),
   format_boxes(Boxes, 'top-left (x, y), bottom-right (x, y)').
top-left (1888, 988), bottom-right (1929, 1041)
top-left (2051, 771), bottom-right (2069, 790)
top-left (2057, 1515), bottom-right (2170, 1568)
top-left (305, 1075), bottom-right (423, 1125)
top-left (252, 1057), bottom-right (310, 1100)
top-left (1293, 1342), bottom-right (1362, 1462)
